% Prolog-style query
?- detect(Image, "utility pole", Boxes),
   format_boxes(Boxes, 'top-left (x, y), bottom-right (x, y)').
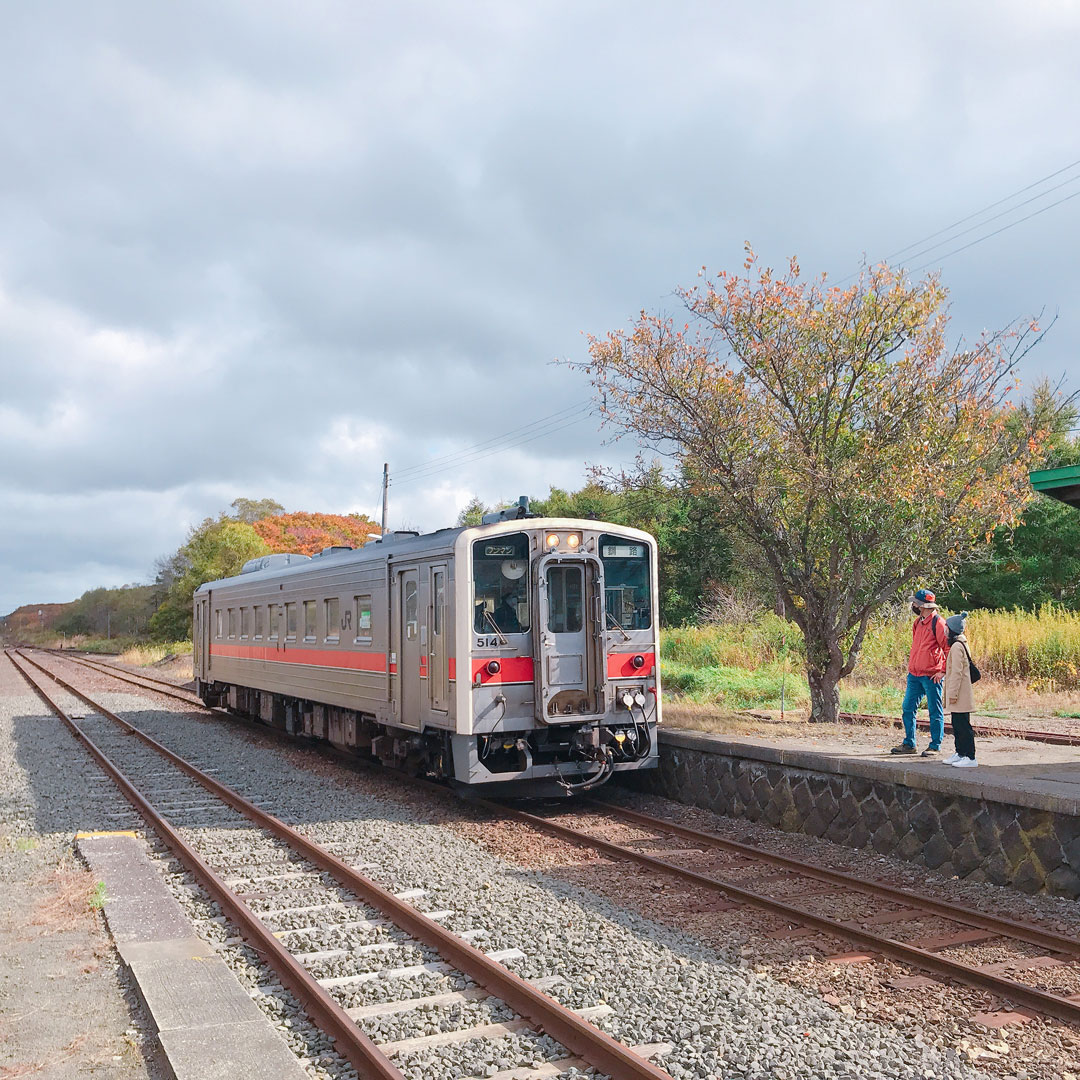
top-left (380, 462), bottom-right (389, 537)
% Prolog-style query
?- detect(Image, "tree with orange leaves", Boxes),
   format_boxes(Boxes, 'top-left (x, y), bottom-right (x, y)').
top-left (586, 248), bottom-right (1058, 724)
top-left (252, 511), bottom-right (379, 555)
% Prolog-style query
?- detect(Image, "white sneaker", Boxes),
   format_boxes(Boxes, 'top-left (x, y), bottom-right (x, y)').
top-left (944, 753), bottom-right (961, 764)
top-left (950, 757), bottom-right (977, 768)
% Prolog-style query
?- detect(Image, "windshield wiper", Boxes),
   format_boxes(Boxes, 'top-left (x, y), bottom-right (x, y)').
top-left (606, 611), bottom-right (631, 642)
top-left (482, 608), bottom-right (509, 646)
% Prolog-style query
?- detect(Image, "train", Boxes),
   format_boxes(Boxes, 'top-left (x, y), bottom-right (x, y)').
top-left (193, 499), bottom-right (660, 796)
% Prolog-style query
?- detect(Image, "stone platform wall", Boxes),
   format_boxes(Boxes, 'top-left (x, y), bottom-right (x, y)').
top-left (626, 732), bottom-right (1080, 898)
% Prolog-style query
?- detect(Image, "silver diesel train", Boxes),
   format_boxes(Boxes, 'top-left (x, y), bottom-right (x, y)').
top-left (193, 501), bottom-right (660, 796)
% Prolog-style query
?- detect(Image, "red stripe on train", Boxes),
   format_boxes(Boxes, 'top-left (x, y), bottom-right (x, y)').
top-left (471, 656), bottom-right (535, 685)
top-left (210, 643), bottom-right (388, 672)
top-left (606, 651), bottom-right (657, 678)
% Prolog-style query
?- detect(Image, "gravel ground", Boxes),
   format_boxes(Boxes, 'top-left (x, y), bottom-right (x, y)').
top-left (23, 652), bottom-right (1024, 1080)
top-left (0, 655), bottom-right (167, 1079)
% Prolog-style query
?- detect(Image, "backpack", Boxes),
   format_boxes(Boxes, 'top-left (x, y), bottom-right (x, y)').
top-left (961, 642), bottom-right (982, 684)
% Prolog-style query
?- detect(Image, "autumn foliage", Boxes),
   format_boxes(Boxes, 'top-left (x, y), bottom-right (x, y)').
top-left (147, 504), bottom-right (380, 640)
top-left (252, 511), bottom-right (380, 555)
top-left (586, 247), bottom-right (1058, 723)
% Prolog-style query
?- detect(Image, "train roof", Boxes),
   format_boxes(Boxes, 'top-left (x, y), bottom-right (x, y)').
top-left (194, 517), bottom-right (653, 594)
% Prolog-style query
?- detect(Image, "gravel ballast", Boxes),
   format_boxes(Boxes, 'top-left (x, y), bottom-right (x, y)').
top-left (15, 651), bottom-right (1022, 1080)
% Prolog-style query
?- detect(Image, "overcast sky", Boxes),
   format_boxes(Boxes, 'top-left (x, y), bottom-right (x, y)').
top-left (2, 2), bottom-right (1079, 614)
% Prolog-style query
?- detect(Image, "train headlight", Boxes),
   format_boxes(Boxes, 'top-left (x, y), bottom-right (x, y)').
top-left (545, 533), bottom-right (560, 548)
top-left (566, 533), bottom-right (580, 548)
top-left (486, 660), bottom-right (501, 675)
top-left (631, 654), bottom-right (646, 669)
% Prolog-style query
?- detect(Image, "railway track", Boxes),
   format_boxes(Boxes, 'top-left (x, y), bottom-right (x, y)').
top-left (8, 648), bottom-right (673, 1080)
top-left (30, 648), bottom-right (1080, 1027)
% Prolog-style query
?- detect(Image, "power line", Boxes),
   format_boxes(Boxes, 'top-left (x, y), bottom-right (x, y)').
top-left (392, 401), bottom-right (589, 480)
top-left (900, 171), bottom-right (1080, 268)
top-left (833, 153), bottom-right (1080, 284)
top-left (392, 409), bottom-right (594, 489)
top-left (909, 186), bottom-right (1080, 272)
top-left (883, 156), bottom-right (1080, 262)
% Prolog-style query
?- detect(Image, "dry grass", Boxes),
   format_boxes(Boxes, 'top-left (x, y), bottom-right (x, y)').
top-left (0, 1032), bottom-right (92, 1078)
top-left (116, 641), bottom-right (187, 666)
top-left (660, 701), bottom-right (887, 739)
top-left (27, 865), bottom-right (101, 937)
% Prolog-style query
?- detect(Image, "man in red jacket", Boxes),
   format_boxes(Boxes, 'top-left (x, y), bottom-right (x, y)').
top-left (891, 588), bottom-right (949, 756)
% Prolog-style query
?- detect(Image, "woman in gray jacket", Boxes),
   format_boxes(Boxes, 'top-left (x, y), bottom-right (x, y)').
top-left (944, 612), bottom-right (976, 768)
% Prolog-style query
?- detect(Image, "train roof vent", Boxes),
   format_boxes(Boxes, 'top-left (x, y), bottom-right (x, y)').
top-left (313, 545), bottom-right (354, 558)
top-left (375, 530), bottom-right (420, 544)
top-left (481, 495), bottom-right (536, 525)
top-left (240, 553), bottom-right (312, 574)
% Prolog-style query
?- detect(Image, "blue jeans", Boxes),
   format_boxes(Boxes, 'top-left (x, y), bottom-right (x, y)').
top-left (901, 674), bottom-right (944, 748)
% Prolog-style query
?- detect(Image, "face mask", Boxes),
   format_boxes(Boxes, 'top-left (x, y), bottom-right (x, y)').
top-left (912, 604), bottom-right (922, 615)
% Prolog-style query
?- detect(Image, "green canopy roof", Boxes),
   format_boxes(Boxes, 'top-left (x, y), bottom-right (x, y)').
top-left (1030, 464), bottom-right (1080, 509)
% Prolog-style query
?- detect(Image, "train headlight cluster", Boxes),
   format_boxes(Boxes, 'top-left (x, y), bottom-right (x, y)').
top-left (544, 532), bottom-right (582, 550)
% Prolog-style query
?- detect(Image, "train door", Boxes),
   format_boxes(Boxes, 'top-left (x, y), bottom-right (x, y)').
top-left (535, 555), bottom-right (603, 721)
top-left (194, 592), bottom-right (211, 680)
top-left (394, 567), bottom-right (422, 730)
top-left (429, 564), bottom-right (449, 712)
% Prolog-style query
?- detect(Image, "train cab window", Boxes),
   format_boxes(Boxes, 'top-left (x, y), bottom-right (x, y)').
top-left (227, 608), bottom-right (237, 638)
top-left (354, 595), bottom-right (373, 644)
top-left (547, 565), bottom-right (583, 634)
top-left (268, 604), bottom-right (279, 640)
top-left (324, 598), bottom-right (340, 643)
top-left (252, 605), bottom-right (262, 640)
top-left (285, 602), bottom-right (297, 640)
top-left (215, 609), bottom-right (222, 638)
top-left (472, 533), bottom-right (529, 634)
top-left (600, 534), bottom-right (652, 630)
top-left (303, 600), bottom-right (316, 641)
top-left (240, 607), bottom-right (250, 639)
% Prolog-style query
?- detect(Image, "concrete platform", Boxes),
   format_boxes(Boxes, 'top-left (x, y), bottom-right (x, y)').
top-left (78, 832), bottom-right (309, 1080)
top-left (628, 728), bottom-right (1080, 898)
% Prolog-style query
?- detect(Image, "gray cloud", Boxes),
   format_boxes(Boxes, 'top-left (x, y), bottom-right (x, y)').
top-left (2, 1), bottom-right (1079, 613)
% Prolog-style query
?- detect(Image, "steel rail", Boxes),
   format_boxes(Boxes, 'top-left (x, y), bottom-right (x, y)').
top-left (12, 649), bottom-right (674, 1080)
top-left (51, 651), bottom-right (202, 704)
top-left (6, 649), bottom-right (407, 1080)
top-left (483, 799), bottom-right (1080, 1025)
top-left (583, 799), bottom-right (1080, 958)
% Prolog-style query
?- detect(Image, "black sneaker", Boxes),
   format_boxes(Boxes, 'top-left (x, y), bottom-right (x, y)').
top-left (921, 746), bottom-right (941, 757)
top-left (890, 743), bottom-right (918, 755)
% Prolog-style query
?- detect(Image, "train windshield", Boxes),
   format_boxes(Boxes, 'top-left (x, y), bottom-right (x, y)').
top-left (473, 533), bottom-right (530, 634)
top-left (600, 534), bottom-right (651, 630)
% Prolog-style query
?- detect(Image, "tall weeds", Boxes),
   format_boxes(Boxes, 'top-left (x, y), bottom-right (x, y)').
top-left (661, 604), bottom-right (1080, 691)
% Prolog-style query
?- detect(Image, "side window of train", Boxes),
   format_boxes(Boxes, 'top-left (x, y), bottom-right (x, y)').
top-left (215, 609), bottom-right (222, 638)
top-left (285, 602), bottom-right (297, 641)
top-left (405, 579), bottom-right (418, 641)
top-left (253, 605), bottom-right (262, 640)
top-left (227, 608), bottom-right (236, 639)
top-left (324, 598), bottom-right (340, 643)
top-left (303, 600), bottom-right (317, 641)
top-left (268, 604), bottom-right (279, 640)
top-left (240, 607), bottom-right (250, 639)
top-left (354, 594), bottom-right (372, 645)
